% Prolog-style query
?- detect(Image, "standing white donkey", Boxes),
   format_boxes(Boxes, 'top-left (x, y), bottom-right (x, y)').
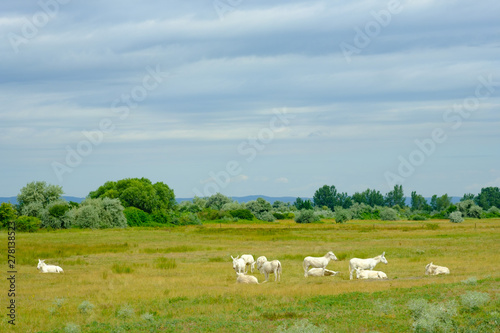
top-left (37, 259), bottom-right (64, 273)
top-left (303, 251), bottom-right (338, 277)
top-left (349, 252), bottom-right (387, 280)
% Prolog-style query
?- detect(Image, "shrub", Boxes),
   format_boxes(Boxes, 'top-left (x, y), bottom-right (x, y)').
top-left (256, 211), bottom-right (276, 222)
top-left (408, 299), bottom-right (457, 332)
top-left (124, 207), bottom-right (151, 226)
top-left (461, 277), bottom-right (477, 286)
top-left (449, 211), bottom-right (464, 223)
top-left (276, 319), bottom-right (324, 333)
top-left (178, 212), bottom-right (202, 225)
top-left (460, 291), bottom-right (490, 311)
top-left (380, 208), bottom-right (399, 221)
top-left (484, 206), bottom-right (500, 218)
top-left (78, 300), bottom-right (94, 315)
top-left (16, 216), bottom-right (41, 232)
top-left (334, 207), bottom-right (351, 223)
top-left (116, 304), bottom-right (135, 319)
top-left (273, 212), bottom-right (286, 220)
top-left (73, 198), bottom-right (127, 229)
top-left (150, 210), bottom-right (172, 225)
top-left (229, 209), bottom-right (254, 220)
top-left (0, 203), bottom-right (17, 228)
top-left (468, 205), bottom-right (483, 219)
top-left (295, 210), bottom-right (320, 223)
top-left (197, 208), bottom-right (228, 221)
top-left (64, 323), bottom-right (81, 333)
top-left (411, 215), bottom-right (429, 221)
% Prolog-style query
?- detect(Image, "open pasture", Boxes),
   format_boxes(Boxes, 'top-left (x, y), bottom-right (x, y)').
top-left (2, 219), bottom-right (499, 332)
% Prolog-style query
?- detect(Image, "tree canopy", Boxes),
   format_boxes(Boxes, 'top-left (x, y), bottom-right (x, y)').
top-left (89, 178), bottom-right (176, 213)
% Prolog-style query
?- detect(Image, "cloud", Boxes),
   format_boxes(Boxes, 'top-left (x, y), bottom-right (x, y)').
top-left (275, 177), bottom-right (289, 184)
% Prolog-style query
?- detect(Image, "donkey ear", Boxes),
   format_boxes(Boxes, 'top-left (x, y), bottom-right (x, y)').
top-left (382, 252), bottom-right (385, 256)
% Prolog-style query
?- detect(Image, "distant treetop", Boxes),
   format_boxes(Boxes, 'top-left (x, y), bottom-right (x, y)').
top-left (89, 178), bottom-right (176, 213)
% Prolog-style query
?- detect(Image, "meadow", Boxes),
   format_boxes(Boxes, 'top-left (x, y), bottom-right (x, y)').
top-left (1, 218), bottom-right (499, 332)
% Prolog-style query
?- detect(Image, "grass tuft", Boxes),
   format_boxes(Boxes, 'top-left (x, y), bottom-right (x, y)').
top-left (155, 257), bottom-right (177, 270)
top-left (112, 263), bottom-right (134, 274)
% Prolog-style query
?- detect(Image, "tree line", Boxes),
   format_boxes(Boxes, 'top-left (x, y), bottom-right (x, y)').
top-left (1, 179), bottom-right (499, 232)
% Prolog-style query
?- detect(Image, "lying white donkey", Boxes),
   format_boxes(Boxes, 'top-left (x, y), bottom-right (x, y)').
top-left (37, 259), bottom-right (64, 273)
top-left (236, 273), bottom-right (266, 284)
top-left (306, 268), bottom-right (339, 277)
top-left (355, 267), bottom-right (387, 279)
top-left (425, 262), bottom-right (450, 275)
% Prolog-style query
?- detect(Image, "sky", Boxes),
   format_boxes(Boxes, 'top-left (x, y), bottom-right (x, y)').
top-left (1, 0), bottom-right (499, 199)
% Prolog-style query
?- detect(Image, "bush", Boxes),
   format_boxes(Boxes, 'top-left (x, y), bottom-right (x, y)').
top-left (78, 300), bottom-right (95, 315)
top-left (380, 208), bottom-right (399, 221)
top-left (468, 205), bottom-right (483, 219)
top-left (334, 207), bottom-right (351, 223)
top-left (197, 209), bottom-right (228, 221)
top-left (277, 319), bottom-right (324, 333)
top-left (408, 299), bottom-right (457, 332)
top-left (273, 212), bottom-right (285, 220)
top-left (16, 216), bottom-right (41, 232)
top-left (116, 304), bottom-right (134, 319)
top-left (484, 206), bottom-right (500, 218)
top-left (178, 212), bottom-right (202, 226)
top-left (124, 207), bottom-right (151, 226)
top-left (460, 291), bottom-right (490, 311)
top-left (449, 211), bottom-right (464, 223)
top-left (73, 198), bottom-right (127, 229)
top-left (411, 214), bottom-right (429, 221)
top-left (256, 211), bottom-right (276, 222)
top-left (295, 210), bottom-right (320, 223)
top-left (229, 209), bottom-right (254, 220)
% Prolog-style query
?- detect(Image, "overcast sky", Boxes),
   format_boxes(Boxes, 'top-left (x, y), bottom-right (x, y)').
top-left (1, 0), bottom-right (499, 199)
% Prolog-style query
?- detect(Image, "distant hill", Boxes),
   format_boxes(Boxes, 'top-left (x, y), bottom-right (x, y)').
top-left (176, 195), bottom-right (308, 204)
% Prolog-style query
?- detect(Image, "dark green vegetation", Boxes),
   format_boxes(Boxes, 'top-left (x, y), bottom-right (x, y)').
top-left (1, 180), bottom-right (499, 232)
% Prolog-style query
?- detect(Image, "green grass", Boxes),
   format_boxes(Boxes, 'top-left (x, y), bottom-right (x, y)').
top-left (1, 218), bottom-right (499, 332)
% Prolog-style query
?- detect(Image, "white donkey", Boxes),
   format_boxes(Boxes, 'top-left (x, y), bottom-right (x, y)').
top-left (425, 262), bottom-right (450, 275)
top-left (37, 259), bottom-right (64, 273)
top-left (231, 255), bottom-right (246, 274)
top-left (349, 252), bottom-right (387, 280)
top-left (303, 251), bottom-right (338, 277)
top-left (239, 254), bottom-right (256, 273)
top-left (257, 257), bottom-right (282, 282)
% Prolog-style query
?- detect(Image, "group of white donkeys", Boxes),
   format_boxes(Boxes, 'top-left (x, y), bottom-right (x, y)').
top-left (36, 253), bottom-right (450, 283)
top-left (231, 252), bottom-right (450, 284)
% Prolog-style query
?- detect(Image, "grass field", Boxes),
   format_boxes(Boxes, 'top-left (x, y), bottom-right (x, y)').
top-left (2, 219), bottom-right (499, 332)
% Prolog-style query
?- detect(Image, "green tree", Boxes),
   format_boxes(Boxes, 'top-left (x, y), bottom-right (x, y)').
top-left (294, 197), bottom-right (313, 210)
top-left (461, 193), bottom-right (475, 201)
top-left (436, 194), bottom-right (452, 211)
top-left (17, 181), bottom-right (66, 228)
top-left (89, 178), bottom-right (176, 213)
top-left (352, 189), bottom-right (385, 207)
top-left (475, 187), bottom-right (500, 210)
top-left (0, 203), bottom-right (17, 228)
top-left (411, 191), bottom-right (429, 211)
top-left (385, 185), bottom-right (405, 207)
top-left (17, 181), bottom-right (64, 209)
top-left (313, 185), bottom-right (352, 211)
top-left (205, 193), bottom-right (232, 210)
top-left (246, 198), bottom-right (275, 221)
